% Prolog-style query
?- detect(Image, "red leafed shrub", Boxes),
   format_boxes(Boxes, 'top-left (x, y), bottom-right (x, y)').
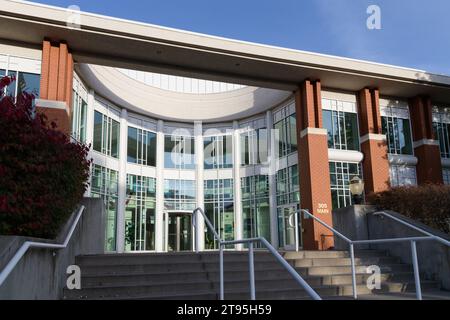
top-left (0, 75), bottom-right (92, 238)
top-left (368, 184), bottom-right (450, 234)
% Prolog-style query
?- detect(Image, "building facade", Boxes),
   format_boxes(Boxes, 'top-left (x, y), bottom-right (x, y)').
top-left (1, 0), bottom-right (450, 254)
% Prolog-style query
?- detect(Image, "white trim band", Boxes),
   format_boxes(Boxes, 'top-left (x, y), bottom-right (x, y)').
top-left (300, 127), bottom-right (328, 138)
top-left (388, 154), bottom-right (418, 166)
top-left (413, 139), bottom-right (439, 148)
top-left (328, 149), bottom-right (364, 163)
top-left (360, 133), bottom-right (387, 144)
top-left (35, 99), bottom-right (68, 111)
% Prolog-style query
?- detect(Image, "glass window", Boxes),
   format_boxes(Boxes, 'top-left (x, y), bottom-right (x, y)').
top-left (274, 114), bottom-right (297, 157)
top-left (443, 169), bottom-right (450, 185)
top-left (433, 110), bottom-right (450, 159)
top-left (92, 110), bottom-right (120, 158)
top-left (71, 89), bottom-right (87, 143)
top-left (276, 165), bottom-right (300, 206)
top-left (390, 165), bottom-right (417, 187)
top-left (323, 109), bottom-right (360, 151)
top-left (241, 175), bottom-right (270, 247)
top-left (164, 135), bottom-right (195, 169)
top-left (382, 113), bottom-right (413, 155)
top-left (164, 179), bottom-right (196, 211)
top-left (240, 128), bottom-right (268, 166)
top-left (125, 174), bottom-right (156, 252)
top-left (329, 161), bottom-right (362, 209)
top-left (204, 179), bottom-right (234, 249)
top-left (5, 70), bottom-right (17, 97)
top-left (93, 111), bottom-right (103, 152)
top-left (127, 127), bottom-right (157, 167)
top-left (16, 72), bottom-right (40, 97)
top-left (204, 135), bottom-right (233, 169)
top-left (91, 165), bottom-right (119, 252)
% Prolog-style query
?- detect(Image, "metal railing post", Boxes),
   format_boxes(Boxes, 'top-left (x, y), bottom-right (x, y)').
top-left (349, 243), bottom-right (357, 299)
top-left (219, 243), bottom-right (224, 300)
top-left (410, 241), bottom-right (422, 300)
top-left (195, 210), bottom-right (199, 253)
top-left (248, 242), bottom-right (256, 300)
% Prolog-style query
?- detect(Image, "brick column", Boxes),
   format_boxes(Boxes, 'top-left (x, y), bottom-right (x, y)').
top-left (295, 80), bottom-right (334, 250)
top-left (409, 96), bottom-right (443, 184)
top-left (357, 88), bottom-right (390, 194)
top-left (37, 40), bottom-right (74, 134)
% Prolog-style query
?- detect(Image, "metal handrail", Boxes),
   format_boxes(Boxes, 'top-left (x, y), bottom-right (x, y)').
top-left (0, 205), bottom-right (85, 287)
top-left (299, 208), bottom-right (450, 300)
top-left (299, 209), bottom-right (358, 298)
top-left (373, 211), bottom-right (450, 247)
top-left (192, 207), bottom-right (322, 300)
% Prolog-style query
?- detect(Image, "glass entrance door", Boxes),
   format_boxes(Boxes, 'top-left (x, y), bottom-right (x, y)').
top-left (165, 212), bottom-right (193, 252)
top-left (278, 205), bottom-right (302, 251)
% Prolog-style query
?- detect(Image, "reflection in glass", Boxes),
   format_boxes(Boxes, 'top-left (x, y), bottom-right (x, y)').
top-left (382, 116), bottom-right (413, 155)
top-left (241, 175), bottom-right (270, 247)
top-left (164, 135), bottom-right (195, 169)
top-left (323, 109), bottom-right (360, 151)
top-left (125, 175), bottom-right (156, 251)
top-left (91, 165), bottom-right (119, 252)
top-left (127, 127), bottom-right (157, 166)
top-left (204, 179), bottom-right (234, 249)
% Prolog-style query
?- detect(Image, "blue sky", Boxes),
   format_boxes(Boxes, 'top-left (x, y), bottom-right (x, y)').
top-left (33, 0), bottom-right (450, 75)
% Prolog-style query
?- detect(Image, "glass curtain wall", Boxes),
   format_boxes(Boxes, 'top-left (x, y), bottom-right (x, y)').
top-left (164, 135), bottom-right (195, 169)
top-left (125, 175), bottom-right (156, 252)
top-left (240, 128), bottom-right (268, 166)
top-left (274, 114), bottom-right (297, 157)
top-left (390, 165), bottom-right (417, 187)
top-left (276, 165), bottom-right (300, 248)
top-left (276, 165), bottom-right (300, 206)
top-left (381, 107), bottom-right (413, 155)
top-left (71, 82), bottom-right (88, 143)
top-left (241, 175), bottom-right (270, 246)
top-left (204, 135), bottom-right (233, 169)
top-left (91, 164), bottom-right (119, 252)
top-left (329, 161), bottom-right (361, 209)
top-left (127, 127), bottom-right (157, 166)
top-left (164, 179), bottom-right (197, 211)
top-left (322, 99), bottom-right (359, 151)
top-left (204, 179), bottom-right (234, 249)
top-left (2, 70), bottom-right (40, 99)
top-left (93, 110), bottom-right (120, 158)
top-left (433, 109), bottom-right (450, 159)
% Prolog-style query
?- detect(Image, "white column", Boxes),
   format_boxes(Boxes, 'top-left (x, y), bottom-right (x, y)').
top-left (194, 121), bottom-right (205, 251)
top-left (155, 120), bottom-right (165, 252)
top-left (266, 110), bottom-right (279, 249)
top-left (116, 108), bottom-right (128, 253)
top-left (233, 121), bottom-right (243, 250)
top-left (84, 89), bottom-right (95, 197)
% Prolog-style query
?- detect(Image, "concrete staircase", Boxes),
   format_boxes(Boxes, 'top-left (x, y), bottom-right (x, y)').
top-left (64, 250), bottom-right (444, 300)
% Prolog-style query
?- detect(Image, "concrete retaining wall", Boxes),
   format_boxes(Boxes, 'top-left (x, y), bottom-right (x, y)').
top-left (332, 205), bottom-right (450, 290)
top-left (0, 198), bottom-right (104, 300)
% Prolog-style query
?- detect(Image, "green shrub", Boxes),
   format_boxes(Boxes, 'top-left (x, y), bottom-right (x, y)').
top-left (368, 184), bottom-right (450, 234)
top-left (0, 75), bottom-right (92, 238)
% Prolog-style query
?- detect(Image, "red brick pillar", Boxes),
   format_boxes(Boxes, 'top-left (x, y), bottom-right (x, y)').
top-left (409, 96), bottom-right (443, 184)
top-left (295, 80), bottom-right (334, 250)
top-left (37, 40), bottom-right (74, 134)
top-left (357, 88), bottom-right (390, 194)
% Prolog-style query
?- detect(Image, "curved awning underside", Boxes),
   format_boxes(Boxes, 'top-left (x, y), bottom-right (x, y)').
top-left (78, 64), bottom-right (292, 123)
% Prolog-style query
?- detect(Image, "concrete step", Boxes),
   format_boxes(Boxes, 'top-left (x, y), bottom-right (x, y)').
top-left (289, 256), bottom-right (400, 267)
top-left (66, 249), bottom-right (440, 300)
top-left (282, 250), bottom-right (388, 260)
top-left (80, 268), bottom-right (425, 289)
top-left (301, 264), bottom-right (412, 276)
top-left (76, 252), bottom-right (276, 266)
